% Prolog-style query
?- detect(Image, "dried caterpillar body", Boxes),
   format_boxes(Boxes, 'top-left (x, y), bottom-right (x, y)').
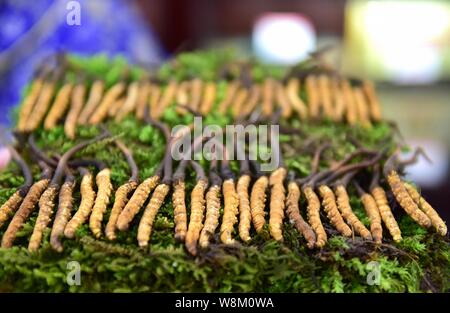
top-left (330, 78), bottom-right (346, 122)
top-left (175, 81), bottom-right (189, 115)
top-left (154, 80), bottom-right (178, 119)
top-left (172, 180), bottom-right (187, 241)
top-left (1, 167), bottom-right (51, 248)
top-left (335, 185), bottom-right (371, 239)
top-left (0, 191), bottom-right (24, 228)
top-left (50, 174), bottom-right (76, 252)
top-left (386, 171), bottom-right (431, 228)
top-left (240, 85), bottom-right (261, 118)
top-left (18, 76), bottom-right (45, 131)
top-left (404, 182), bottom-right (447, 236)
top-left (237, 174), bottom-right (252, 242)
top-left (108, 97), bottom-right (125, 117)
top-left (231, 88), bottom-right (249, 118)
top-left (116, 175), bottom-right (160, 231)
top-left (275, 82), bottom-right (292, 118)
top-left (44, 83), bottom-right (73, 129)
top-left (185, 179), bottom-right (208, 255)
top-left (89, 168), bottom-right (113, 238)
top-left (28, 184), bottom-right (58, 252)
top-left (353, 87), bottom-right (371, 128)
top-left (269, 168), bottom-right (287, 241)
top-left (200, 82), bottom-right (217, 115)
top-left (371, 186), bottom-right (402, 242)
top-left (135, 81), bottom-right (151, 120)
top-left (341, 80), bottom-right (357, 125)
top-left (318, 185), bottom-right (352, 237)
top-left (199, 184), bottom-right (221, 248)
top-left (305, 75), bottom-right (320, 119)
top-left (220, 179), bottom-right (239, 244)
top-left (78, 80), bottom-right (105, 124)
top-left (89, 81), bottom-right (125, 124)
top-left (115, 81), bottom-right (140, 122)
top-left (285, 181), bottom-right (316, 248)
top-left (250, 176), bottom-right (268, 233)
top-left (318, 75), bottom-right (334, 119)
top-left (261, 78), bottom-right (275, 117)
top-left (286, 78), bottom-right (308, 120)
top-left (362, 80), bottom-right (382, 122)
top-left (65, 83), bottom-right (86, 139)
top-left (64, 169), bottom-right (96, 238)
top-left (189, 78), bottom-right (203, 111)
top-left (360, 193), bottom-right (382, 244)
top-left (137, 183), bottom-right (170, 247)
top-left (303, 186), bottom-right (327, 248)
top-left (218, 80), bottom-right (239, 114)
top-left (25, 78), bottom-right (56, 131)
top-left (149, 84), bottom-right (162, 118)
top-left (105, 181), bottom-right (138, 240)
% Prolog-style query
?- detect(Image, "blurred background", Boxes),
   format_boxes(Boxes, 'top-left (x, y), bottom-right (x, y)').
top-left (0, 0), bottom-right (449, 221)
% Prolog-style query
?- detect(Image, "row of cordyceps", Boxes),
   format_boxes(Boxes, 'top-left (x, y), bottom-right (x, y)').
top-left (16, 55), bottom-right (381, 139)
top-left (0, 121), bottom-right (447, 256)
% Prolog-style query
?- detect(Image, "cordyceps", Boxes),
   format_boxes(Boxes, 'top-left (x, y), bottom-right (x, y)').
top-left (285, 172), bottom-right (316, 248)
top-left (332, 171), bottom-right (372, 240)
top-left (24, 66), bottom-right (63, 132)
top-left (384, 151), bottom-right (431, 229)
top-left (136, 120), bottom-right (173, 247)
top-left (88, 161), bottom-right (114, 238)
top-left (1, 161), bottom-right (53, 248)
top-left (185, 161), bottom-right (208, 255)
top-left (250, 160), bottom-right (268, 234)
top-left (370, 165), bottom-right (402, 242)
top-left (43, 77), bottom-right (73, 130)
top-left (77, 79), bottom-right (105, 125)
top-left (285, 78), bottom-right (308, 121)
top-left (65, 78), bottom-right (87, 139)
top-left (172, 160), bottom-right (189, 242)
top-left (115, 81), bottom-right (140, 122)
top-left (49, 169), bottom-right (76, 252)
top-left (218, 80), bottom-right (239, 114)
top-left (237, 153), bottom-right (252, 243)
top-left (219, 146), bottom-right (239, 245)
top-left (199, 159), bottom-right (222, 249)
top-left (28, 131), bottom-right (109, 252)
top-left (0, 146), bottom-right (33, 229)
top-left (105, 140), bottom-right (139, 240)
top-left (354, 181), bottom-right (382, 244)
top-left (17, 66), bottom-right (50, 132)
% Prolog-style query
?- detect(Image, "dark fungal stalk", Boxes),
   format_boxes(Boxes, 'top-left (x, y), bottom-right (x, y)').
top-left (28, 131), bottom-right (109, 252)
top-left (185, 160), bottom-right (208, 256)
top-left (0, 146), bottom-right (33, 229)
top-left (105, 140), bottom-right (140, 240)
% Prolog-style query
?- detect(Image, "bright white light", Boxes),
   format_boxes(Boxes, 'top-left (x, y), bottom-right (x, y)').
top-left (252, 13), bottom-right (316, 65)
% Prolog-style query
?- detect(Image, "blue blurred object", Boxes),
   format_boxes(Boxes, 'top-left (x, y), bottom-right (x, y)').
top-left (0, 0), bottom-right (164, 126)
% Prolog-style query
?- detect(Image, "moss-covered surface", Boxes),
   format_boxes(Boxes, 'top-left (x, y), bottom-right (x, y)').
top-left (0, 52), bottom-right (448, 292)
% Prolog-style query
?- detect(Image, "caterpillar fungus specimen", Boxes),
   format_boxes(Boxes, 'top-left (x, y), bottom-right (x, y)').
top-left (105, 140), bottom-right (139, 240)
top-left (200, 81), bottom-right (217, 115)
top-left (0, 146), bottom-right (33, 229)
top-left (237, 153), bottom-right (252, 243)
top-left (250, 161), bottom-right (268, 234)
top-left (43, 79), bottom-right (73, 130)
top-left (305, 75), bottom-right (320, 120)
top-left (285, 173), bottom-right (316, 248)
top-left (354, 181), bottom-right (382, 244)
top-left (77, 80), bottom-right (105, 124)
top-left (137, 119), bottom-right (173, 247)
top-left (65, 79), bottom-right (87, 139)
top-left (333, 171), bottom-right (372, 240)
top-left (50, 169), bottom-right (76, 252)
top-left (115, 81), bottom-right (140, 122)
top-left (1, 161), bottom-right (53, 248)
top-left (285, 78), bottom-right (308, 121)
top-left (218, 80), bottom-right (239, 114)
top-left (135, 80), bottom-right (151, 120)
top-left (172, 160), bottom-right (189, 242)
top-left (384, 152), bottom-right (431, 228)
top-left (261, 78), bottom-right (275, 117)
top-left (28, 131), bottom-right (109, 252)
top-left (199, 159), bottom-right (222, 249)
top-left (370, 165), bottom-right (402, 242)
top-left (89, 80), bottom-right (126, 124)
top-left (185, 160), bottom-right (208, 255)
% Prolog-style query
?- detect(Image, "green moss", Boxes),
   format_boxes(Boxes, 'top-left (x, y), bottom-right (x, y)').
top-left (0, 52), bottom-right (448, 293)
